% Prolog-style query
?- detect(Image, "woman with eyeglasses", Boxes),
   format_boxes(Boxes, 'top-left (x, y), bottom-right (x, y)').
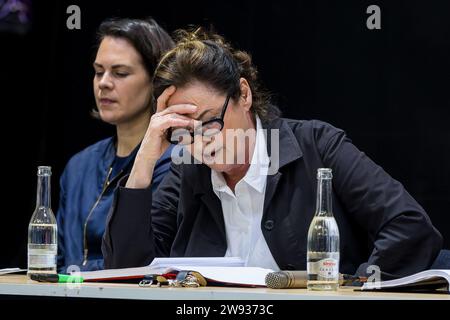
top-left (56, 18), bottom-right (174, 272)
top-left (102, 28), bottom-right (442, 279)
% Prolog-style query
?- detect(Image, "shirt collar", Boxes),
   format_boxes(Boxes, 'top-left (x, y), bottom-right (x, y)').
top-left (211, 116), bottom-right (269, 195)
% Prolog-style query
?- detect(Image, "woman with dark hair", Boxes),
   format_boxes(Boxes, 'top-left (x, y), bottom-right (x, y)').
top-left (103, 28), bottom-right (442, 280)
top-left (57, 18), bottom-right (174, 272)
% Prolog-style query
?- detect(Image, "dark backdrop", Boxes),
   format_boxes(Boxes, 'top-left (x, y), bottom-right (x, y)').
top-left (1, 0), bottom-right (449, 268)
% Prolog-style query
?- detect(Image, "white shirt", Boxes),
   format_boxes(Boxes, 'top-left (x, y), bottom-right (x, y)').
top-left (211, 116), bottom-right (280, 270)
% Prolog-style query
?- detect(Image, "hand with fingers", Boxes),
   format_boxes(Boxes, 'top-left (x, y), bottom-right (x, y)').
top-left (126, 86), bottom-right (198, 188)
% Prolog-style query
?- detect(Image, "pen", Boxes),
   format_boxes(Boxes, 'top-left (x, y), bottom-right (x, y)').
top-left (340, 273), bottom-right (368, 286)
top-left (29, 273), bottom-right (84, 283)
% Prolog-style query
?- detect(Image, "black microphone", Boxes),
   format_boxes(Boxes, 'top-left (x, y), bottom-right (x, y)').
top-left (265, 271), bottom-right (308, 289)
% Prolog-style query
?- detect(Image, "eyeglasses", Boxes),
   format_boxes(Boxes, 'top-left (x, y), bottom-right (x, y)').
top-left (166, 94), bottom-right (231, 145)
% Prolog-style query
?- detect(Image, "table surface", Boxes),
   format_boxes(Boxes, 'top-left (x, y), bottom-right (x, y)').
top-left (0, 275), bottom-right (449, 300)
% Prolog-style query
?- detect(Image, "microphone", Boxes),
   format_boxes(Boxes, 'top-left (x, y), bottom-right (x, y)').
top-left (265, 271), bottom-right (368, 289)
top-left (265, 271), bottom-right (307, 289)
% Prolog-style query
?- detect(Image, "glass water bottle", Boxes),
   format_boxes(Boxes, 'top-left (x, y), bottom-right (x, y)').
top-left (27, 166), bottom-right (57, 276)
top-left (307, 168), bottom-right (340, 290)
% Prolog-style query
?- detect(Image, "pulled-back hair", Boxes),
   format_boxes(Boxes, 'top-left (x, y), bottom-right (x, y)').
top-left (153, 27), bottom-right (280, 122)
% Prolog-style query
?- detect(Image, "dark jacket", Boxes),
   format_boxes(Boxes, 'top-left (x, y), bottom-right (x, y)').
top-left (102, 118), bottom-right (443, 279)
top-left (56, 137), bottom-right (173, 273)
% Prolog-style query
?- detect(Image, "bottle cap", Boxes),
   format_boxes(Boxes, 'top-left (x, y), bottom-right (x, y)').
top-left (38, 166), bottom-right (52, 176)
top-left (317, 168), bottom-right (332, 179)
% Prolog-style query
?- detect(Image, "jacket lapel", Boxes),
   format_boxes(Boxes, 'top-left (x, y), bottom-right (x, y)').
top-left (263, 172), bottom-right (282, 215)
top-left (190, 164), bottom-right (226, 241)
top-left (262, 118), bottom-right (303, 217)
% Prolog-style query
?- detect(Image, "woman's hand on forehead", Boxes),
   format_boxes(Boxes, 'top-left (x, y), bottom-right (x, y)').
top-left (157, 85), bottom-right (200, 119)
top-left (156, 85), bottom-right (177, 112)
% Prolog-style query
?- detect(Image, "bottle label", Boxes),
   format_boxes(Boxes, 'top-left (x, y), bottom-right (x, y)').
top-left (308, 258), bottom-right (339, 279)
top-left (28, 247), bottom-right (57, 268)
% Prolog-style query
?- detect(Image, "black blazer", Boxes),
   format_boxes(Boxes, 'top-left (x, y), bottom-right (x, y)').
top-left (102, 118), bottom-right (442, 279)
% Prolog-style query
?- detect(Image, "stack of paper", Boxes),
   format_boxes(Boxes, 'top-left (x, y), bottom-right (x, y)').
top-left (0, 268), bottom-right (27, 276)
top-left (361, 269), bottom-right (450, 293)
top-left (78, 257), bottom-right (274, 287)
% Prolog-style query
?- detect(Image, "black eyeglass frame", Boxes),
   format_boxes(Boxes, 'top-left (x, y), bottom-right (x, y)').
top-left (166, 94), bottom-right (232, 145)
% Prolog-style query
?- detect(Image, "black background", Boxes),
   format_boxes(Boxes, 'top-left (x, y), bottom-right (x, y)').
top-left (1, 0), bottom-right (449, 268)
